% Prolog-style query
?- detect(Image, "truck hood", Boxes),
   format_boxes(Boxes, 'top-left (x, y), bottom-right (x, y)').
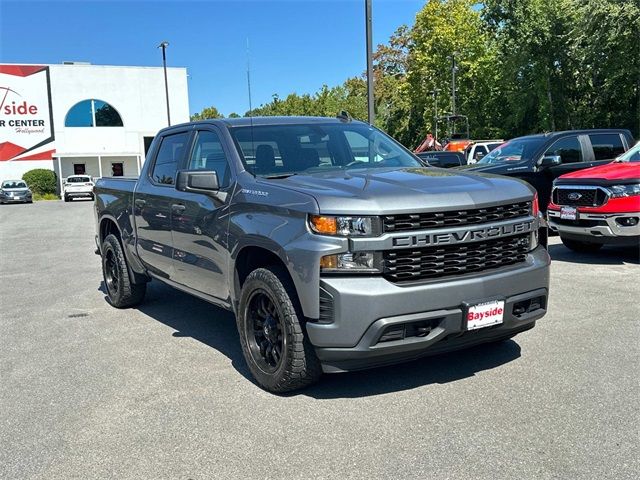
top-left (556, 162), bottom-right (640, 182)
top-left (259, 167), bottom-right (534, 215)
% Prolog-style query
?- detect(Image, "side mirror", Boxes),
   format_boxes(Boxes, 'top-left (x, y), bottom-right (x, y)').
top-left (176, 170), bottom-right (219, 194)
top-left (539, 155), bottom-right (561, 168)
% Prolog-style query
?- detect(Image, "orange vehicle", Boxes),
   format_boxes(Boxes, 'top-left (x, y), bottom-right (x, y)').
top-left (415, 114), bottom-right (471, 153)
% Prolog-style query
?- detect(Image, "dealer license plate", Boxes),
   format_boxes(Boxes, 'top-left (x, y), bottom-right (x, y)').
top-left (560, 206), bottom-right (578, 220)
top-left (466, 300), bottom-right (505, 330)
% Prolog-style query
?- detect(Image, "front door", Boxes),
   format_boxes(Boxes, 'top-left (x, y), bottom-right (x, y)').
top-left (536, 135), bottom-right (588, 210)
top-left (171, 128), bottom-right (234, 301)
top-left (134, 130), bottom-right (190, 280)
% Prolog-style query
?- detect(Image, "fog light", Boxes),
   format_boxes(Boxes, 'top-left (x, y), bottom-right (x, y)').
top-left (615, 217), bottom-right (639, 227)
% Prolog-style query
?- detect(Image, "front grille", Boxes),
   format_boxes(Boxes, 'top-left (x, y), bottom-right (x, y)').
top-left (382, 202), bottom-right (531, 232)
top-left (553, 187), bottom-right (607, 207)
top-left (383, 234), bottom-right (530, 283)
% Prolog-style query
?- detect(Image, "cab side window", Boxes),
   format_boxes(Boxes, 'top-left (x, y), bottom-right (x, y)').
top-left (588, 133), bottom-right (626, 161)
top-left (188, 130), bottom-right (231, 188)
top-left (545, 136), bottom-right (583, 164)
top-left (151, 132), bottom-right (189, 185)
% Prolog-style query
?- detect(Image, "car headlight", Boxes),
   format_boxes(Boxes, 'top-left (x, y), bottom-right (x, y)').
top-left (608, 184), bottom-right (640, 198)
top-left (320, 251), bottom-right (382, 273)
top-left (309, 215), bottom-right (381, 237)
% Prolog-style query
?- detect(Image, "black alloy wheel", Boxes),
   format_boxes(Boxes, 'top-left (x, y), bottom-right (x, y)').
top-left (101, 233), bottom-right (147, 308)
top-left (104, 248), bottom-right (120, 297)
top-left (245, 289), bottom-right (285, 373)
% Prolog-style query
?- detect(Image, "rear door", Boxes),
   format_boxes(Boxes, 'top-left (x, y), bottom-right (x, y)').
top-left (170, 127), bottom-right (235, 300)
top-left (586, 132), bottom-right (627, 167)
top-left (134, 130), bottom-right (191, 280)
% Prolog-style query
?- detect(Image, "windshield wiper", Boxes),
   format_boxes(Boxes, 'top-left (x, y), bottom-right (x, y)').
top-left (262, 173), bottom-right (298, 179)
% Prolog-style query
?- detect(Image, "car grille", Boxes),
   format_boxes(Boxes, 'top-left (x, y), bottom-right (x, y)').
top-left (382, 202), bottom-right (531, 232)
top-left (383, 234), bottom-right (530, 283)
top-left (553, 187), bottom-right (607, 207)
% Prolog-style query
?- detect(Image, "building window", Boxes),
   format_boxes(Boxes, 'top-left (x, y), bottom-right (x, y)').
top-left (65, 99), bottom-right (123, 127)
top-left (111, 163), bottom-right (124, 176)
top-left (74, 163), bottom-right (86, 174)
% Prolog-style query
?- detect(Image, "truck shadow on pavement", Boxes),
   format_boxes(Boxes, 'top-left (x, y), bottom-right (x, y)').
top-left (548, 243), bottom-right (639, 265)
top-left (100, 281), bottom-right (523, 398)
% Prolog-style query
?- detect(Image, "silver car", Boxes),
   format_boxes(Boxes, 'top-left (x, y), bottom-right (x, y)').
top-left (0, 180), bottom-right (33, 204)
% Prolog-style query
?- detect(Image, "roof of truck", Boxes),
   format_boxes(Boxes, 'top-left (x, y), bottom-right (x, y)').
top-left (176, 116), bottom-right (367, 129)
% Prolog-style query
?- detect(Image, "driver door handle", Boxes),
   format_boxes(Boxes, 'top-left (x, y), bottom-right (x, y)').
top-left (134, 199), bottom-right (146, 208)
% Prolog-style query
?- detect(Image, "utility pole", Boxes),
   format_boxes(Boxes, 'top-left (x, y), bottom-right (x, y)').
top-left (430, 88), bottom-right (440, 143)
top-left (158, 41), bottom-right (171, 126)
top-left (365, 0), bottom-right (375, 124)
top-left (448, 51), bottom-right (458, 136)
top-left (451, 52), bottom-right (457, 117)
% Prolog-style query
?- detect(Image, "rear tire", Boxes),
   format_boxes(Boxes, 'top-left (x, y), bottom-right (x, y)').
top-left (101, 233), bottom-right (147, 308)
top-left (561, 236), bottom-right (603, 253)
top-left (237, 266), bottom-right (322, 393)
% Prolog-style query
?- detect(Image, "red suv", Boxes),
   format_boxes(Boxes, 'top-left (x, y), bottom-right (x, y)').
top-left (548, 142), bottom-right (640, 252)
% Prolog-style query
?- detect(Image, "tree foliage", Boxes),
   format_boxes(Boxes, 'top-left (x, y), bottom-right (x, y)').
top-left (200, 0), bottom-right (639, 148)
top-left (191, 106), bottom-right (224, 121)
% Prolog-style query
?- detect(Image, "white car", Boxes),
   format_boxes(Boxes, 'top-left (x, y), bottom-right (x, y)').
top-left (63, 175), bottom-right (95, 202)
top-left (466, 140), bottom-right (504, 164)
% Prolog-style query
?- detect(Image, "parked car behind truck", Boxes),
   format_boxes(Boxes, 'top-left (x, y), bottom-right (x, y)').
top-left (460, 129), bottom-right (635, 211)
top-left (95, 117), bottom-right (550, 392)
top-left (548, 141), bottom-right (640, 251)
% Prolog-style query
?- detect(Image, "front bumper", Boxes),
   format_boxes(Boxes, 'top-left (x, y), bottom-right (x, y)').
top-left (307, 246), bottom-right (550, 373)
top-left (0, 195), bottom-right (31, 203)
top-left (548, 210), bottom-right (640, 244)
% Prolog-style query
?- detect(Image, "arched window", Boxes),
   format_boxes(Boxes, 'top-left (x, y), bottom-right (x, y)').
top-left (65, 99), bottom-right (123, 127)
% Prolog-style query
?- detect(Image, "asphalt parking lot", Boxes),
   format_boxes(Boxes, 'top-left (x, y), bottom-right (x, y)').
top-left (1, 200), bottom-right (638, 480)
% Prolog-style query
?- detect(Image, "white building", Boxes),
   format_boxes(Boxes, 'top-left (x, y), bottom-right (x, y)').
top-left (0, 63), bottom-right (189, 190)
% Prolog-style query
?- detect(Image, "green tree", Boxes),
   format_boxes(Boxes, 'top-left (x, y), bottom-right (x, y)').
top-left (191, 106), bottom-right (224, 121)
top-left (228, 112), bottom-right (241, 118)
top-left (406, 0), bottom-right (500, 145)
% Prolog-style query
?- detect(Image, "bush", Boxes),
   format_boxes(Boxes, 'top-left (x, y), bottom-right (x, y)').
top-left (33, 193), bottom-right (59, 201)
top-left (22, 169), bottom-right (57, 195)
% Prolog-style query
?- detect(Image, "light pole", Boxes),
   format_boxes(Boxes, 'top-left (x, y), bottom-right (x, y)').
top-left (430, 88), bottom-right (440, 143)
top-left (158, 41), bottom-right (171, 126)
top-left (365, 0), bottom-right (374, 124)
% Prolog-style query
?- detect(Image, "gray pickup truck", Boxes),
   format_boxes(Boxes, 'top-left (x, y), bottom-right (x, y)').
top-left (95, 116), bottom-right (550, 392)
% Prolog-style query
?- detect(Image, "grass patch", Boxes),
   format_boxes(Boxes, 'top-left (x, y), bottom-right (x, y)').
top-left (33, 193), bottom-right (59, 201)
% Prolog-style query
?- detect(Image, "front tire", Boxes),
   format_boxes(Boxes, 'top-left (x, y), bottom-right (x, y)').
top-left (101, 234), bottom-right (147, 308)
top-left (237, 267), bottom-right (322, 393)
top-left (64, 195), bottom-right (69, 202)
top-left (561, 236), bottom-right (603, 253)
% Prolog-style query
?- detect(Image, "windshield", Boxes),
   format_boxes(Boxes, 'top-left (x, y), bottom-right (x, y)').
top-left (230, 122), bottom-right (422, 177)
top-left (67, 176), bottom-right (92, 183)
top-left (2, 181), bottom-right (27, 189)
top-left (477, 137), bottom-right (546, 165)
top-left (617, 142), bottom-right (640, 162)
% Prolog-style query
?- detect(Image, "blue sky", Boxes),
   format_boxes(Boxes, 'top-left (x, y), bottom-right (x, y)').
top-left (0, 0), bottom-right (424, 117)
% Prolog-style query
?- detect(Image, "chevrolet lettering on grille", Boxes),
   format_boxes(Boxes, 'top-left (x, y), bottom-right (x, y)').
top-left (392, 220), bottom-right (534, 247)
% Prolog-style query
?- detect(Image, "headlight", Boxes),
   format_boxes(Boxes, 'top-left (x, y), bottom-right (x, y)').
top-left (320, 252), bottom-right (382, 273)
top-left (309, 215), bottom-right (380, 236)
top-left (608, 184), bottom-right (640, 198)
